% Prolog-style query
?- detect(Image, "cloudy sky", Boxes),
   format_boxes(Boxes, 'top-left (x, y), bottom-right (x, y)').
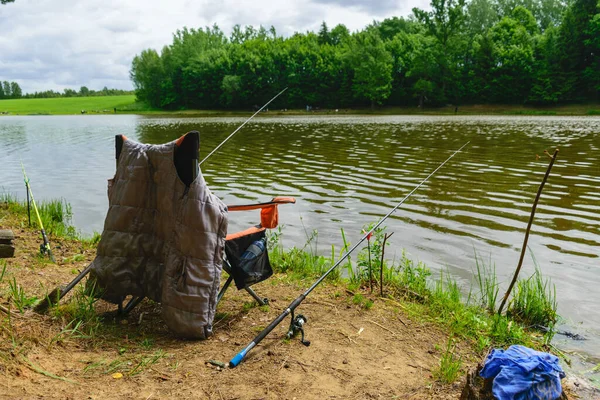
top-left (0, 0), bottom-right (429, 94)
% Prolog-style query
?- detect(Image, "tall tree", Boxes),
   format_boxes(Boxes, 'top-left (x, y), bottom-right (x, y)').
top-left (413, 0), bottom-right (467, 100)
top-left (318, 22), bottom-right (331, 45)
top-left (130, 49), bottom-right (165, 108)
top-left (345, 30), bottom-right (394, 108)
top-left (556, 0), bottom-right (598, 100)
top-left (467, 0), bottom-right (499, 35)
top-left (1, 0), bottom-right (15, 4)
top-left (583, 12), bottom-right (600, 99)
top-left (488, 10), bottom-right (536, 102)
top-left (2, 81), bottom-right (10, 98)
top-left (10, 82), bottom-right (22, 98)
top-left (330, 24), bottom-right (350, 46)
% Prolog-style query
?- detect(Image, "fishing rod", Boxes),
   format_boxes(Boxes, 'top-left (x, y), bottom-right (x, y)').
top-left (199, 87), bottom-right (288, 166)
top-left (228, 141), bottom-right (471, 368)
top-left (35, 88), bottom-right (289, 312)
top-left (21, 161), bottom-right (56, 263)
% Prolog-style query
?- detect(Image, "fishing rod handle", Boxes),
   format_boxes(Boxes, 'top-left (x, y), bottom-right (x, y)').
top-left (229, 294), bottom-right (305, 368)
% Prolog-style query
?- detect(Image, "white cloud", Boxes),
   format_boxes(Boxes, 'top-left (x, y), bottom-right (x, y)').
top-left (0, 0), bottom-right (429, 93)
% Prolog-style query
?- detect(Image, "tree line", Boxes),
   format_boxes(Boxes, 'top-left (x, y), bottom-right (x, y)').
top-left (130, 0), bottom-right (599, 110)
top-left (0, 84), bottom-right (134, 100)
top-left (22, 86), bottom-right (134, 99)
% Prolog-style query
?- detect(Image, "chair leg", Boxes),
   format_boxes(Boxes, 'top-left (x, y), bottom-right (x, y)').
top-left (244, 286), bottom-right (268, 306)
top-left (121, 296), bottom-right (144, 315)
top-left (217, 276), bottom-right (234, 305)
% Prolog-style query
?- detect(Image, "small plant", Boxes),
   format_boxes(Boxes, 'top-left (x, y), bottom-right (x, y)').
top-left (140, 338), bottom-right (154, 350)
top-left (489, 314), bottom-right (525, 345)
top-left (473, 251), bottom-right (499, 313)
top-left (352, 293), bottom-right (364, 305)
top-left (50, 281), bottom-right (100, 337)
top-left (390, 253), bottom-right (431, 299)
top-left (433, 339), bottom-right (462, 384)
top-left (8, 277), bottom-right (37, 313)
top-left (356, 222), bottom-right (387, 289)
top-left (83, 231), bottom-right (102, 246)
top-left (340, 228), bottom-right (355, 282)
top-left (0, 260), bottom-right (6, 283)
top-left (128, 350), bottom-right (166, 376)
top-left (259, 304), bottom-right (270, 312)
top-left (242, 301), bottom-right (258, 312)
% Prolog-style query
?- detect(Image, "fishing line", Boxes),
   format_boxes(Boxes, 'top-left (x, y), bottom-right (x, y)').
top-left (199, 87), bottom-right (288, 166)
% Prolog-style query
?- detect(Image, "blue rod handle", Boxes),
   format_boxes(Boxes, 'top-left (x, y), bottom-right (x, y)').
top-left (229, 344), bottom-right (253, 368)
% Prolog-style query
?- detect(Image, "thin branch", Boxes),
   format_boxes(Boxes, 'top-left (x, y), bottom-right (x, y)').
top-left (497, 149), bottom-right (559, 315)
top-left (379, 232), bottom-right (394, 297)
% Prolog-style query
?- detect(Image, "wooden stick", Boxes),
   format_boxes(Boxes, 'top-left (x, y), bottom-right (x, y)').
top-left (379, 232), bottom-right (394, 297)
top-left (497, 149), bottom-right (559, 315)
top-left (368, 319), bottom-right (398, 336)
top-left (0, 304), bottom-right (20, 318)
top-left (368, 239), bottom-right (373, 294)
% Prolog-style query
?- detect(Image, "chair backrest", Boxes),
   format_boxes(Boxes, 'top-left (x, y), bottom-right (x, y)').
top-left (115, 131), bottom-right (200, 186)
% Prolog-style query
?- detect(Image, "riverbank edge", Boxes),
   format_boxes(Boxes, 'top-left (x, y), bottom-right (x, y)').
top-left (0, 195), bottom-right (588, 398)
top-left (1, 98), bottom-right (600, 117)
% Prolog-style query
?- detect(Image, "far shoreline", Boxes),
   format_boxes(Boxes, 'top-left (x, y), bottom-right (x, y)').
top-left (0, 95), bottom-right (599, 117)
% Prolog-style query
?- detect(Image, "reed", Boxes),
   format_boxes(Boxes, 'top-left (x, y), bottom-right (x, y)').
top-left (473, 251), bottom-right (499, 313)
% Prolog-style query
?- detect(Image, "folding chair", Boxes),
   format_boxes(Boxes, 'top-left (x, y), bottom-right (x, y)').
top-left (217, 197), bottom-right (295, 306)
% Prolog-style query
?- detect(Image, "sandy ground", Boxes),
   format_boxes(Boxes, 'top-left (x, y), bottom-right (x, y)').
top-left (0, 217), bottom-right (482, 400)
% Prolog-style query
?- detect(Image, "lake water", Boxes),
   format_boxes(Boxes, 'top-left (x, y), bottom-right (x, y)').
top-left (1, 114), bottom-right (599, 361)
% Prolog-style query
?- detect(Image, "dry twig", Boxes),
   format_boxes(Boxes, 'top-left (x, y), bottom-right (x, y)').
top-left (368, 319), bottom-right (398, 337)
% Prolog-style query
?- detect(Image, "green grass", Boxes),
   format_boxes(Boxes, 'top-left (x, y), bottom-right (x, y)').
top-left (1, 194), bottom-right (77, 239)
top-left (507, 267), bottom-right (558, 330)
top-left (0, 95), bottom-right (137, 115)
top-left (432, 338), bottom-right (463, 384)
top-left (49, 282), bottom-right (101, 339)
top-left (1, 96), bottom-right (597, 116)
top-left (268, 223), bottom-right (558, 358)
top-left (8, 277), bottom-right (37, 313)
top-left (473, 252), bottom-right (500, 313)
top-left (268, 225), bottom-right (341, 282)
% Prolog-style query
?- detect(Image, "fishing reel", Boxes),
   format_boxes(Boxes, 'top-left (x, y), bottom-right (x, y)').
top-left (286, 311), bottom-right (310, 347)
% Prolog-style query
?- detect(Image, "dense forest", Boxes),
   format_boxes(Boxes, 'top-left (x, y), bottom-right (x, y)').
top-left (130, 0), bottom-right (600, 110)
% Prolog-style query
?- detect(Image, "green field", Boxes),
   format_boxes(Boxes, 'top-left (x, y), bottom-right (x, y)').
top-left (1, 95), bottom-right (598, 116)
top-left (0, 95), bottom-right (138, 115)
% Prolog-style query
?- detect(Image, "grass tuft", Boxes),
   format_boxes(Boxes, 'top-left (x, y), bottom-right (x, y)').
top-left (432, 338), bottom-right (462, 384)
top-left (8, 277), bottom-right (37, 313)
top-left (473, 252), bottom-right (499, 313)
top-left (507, 267), bottom-right (558, 330)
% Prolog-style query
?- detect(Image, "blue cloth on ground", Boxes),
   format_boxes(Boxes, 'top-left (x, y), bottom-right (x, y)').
top-left (480, 345), bottom-right (565, 400)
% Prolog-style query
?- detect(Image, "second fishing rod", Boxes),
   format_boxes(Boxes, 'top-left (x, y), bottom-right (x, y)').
top-left (229, 140), bottom-right (471, 368)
